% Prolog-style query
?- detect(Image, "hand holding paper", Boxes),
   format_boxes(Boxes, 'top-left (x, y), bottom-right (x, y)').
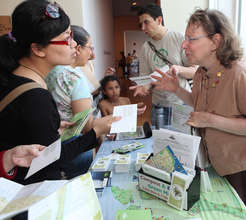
top-left (110, 104), bottom-right (137, 133)
top-left (25, 138), bottom-right (61, 179)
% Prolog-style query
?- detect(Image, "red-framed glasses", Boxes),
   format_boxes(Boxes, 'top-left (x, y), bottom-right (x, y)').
top-left (49, 31), bottom-right (73, 46)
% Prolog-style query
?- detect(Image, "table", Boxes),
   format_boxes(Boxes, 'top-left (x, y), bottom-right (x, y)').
top-left (92, 137), bottom-right (246, 220)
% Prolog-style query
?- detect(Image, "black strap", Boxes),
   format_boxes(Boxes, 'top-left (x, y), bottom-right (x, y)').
top-left (148, 41), bottom-right (173, 66)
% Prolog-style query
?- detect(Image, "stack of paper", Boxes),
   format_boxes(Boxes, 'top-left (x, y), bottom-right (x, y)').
top-left (61, 108), bottom-right (93, 142)
top-left (135, 153), bottom-right (150, 171)
top-left (91, 156), bottom-right (111, 171)
top-left (114, 154), bottom-right (131, 173)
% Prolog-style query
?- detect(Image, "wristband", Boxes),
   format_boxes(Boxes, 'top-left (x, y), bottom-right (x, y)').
top-left (0, 151), bottom-right (17, 179)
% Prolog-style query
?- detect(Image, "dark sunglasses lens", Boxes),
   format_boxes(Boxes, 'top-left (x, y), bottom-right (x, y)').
top-left (46, 4), bottom-right (60, 18)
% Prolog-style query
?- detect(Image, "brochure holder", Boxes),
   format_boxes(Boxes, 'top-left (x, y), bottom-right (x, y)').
top-left (138, 162), bottom-right (200, 210)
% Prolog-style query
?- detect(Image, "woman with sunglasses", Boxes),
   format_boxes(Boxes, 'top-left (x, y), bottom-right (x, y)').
top-left (0, 0), bottom-right (120, 185)
top-left (152, 9), bottom-right (246, 204)
top-left (46, 25), bottom-right (99, 179)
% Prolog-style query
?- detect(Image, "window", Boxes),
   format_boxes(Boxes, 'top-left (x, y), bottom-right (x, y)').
top-left (209, 0), bottom-right (246, 57)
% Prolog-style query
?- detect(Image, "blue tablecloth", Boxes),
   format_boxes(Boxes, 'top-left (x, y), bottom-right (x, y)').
top-left (92, 138), bottom-right (246, 220)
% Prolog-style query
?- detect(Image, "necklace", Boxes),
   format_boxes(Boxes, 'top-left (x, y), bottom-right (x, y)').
top-left (202, 70), bottom-right (224, 89)
top-left (20, 64), bottom-right (45, 81)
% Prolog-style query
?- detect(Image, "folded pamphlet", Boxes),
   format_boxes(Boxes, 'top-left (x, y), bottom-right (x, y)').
top-left (145, 145), bottom-right (187, 175)
top-left (0, 172), bottom-right (101, 220)
top-left (61, 108), bottom-right (93, 142)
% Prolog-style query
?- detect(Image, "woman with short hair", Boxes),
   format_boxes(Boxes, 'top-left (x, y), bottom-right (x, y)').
top-left (152, 9), bottom-right (246, 204)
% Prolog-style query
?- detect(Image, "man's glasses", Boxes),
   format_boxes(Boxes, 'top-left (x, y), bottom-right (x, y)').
top-left (49, 31), bottom-right (73, 46)
top-left (44, 2), bottom-right (60, 19)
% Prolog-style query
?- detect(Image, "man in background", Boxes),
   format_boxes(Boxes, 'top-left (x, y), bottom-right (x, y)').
top-left (130, 3), bottom-right (197, 127)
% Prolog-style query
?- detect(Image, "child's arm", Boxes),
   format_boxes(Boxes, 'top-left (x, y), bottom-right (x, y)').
top-left (98, 100), bottom-right (109, 117)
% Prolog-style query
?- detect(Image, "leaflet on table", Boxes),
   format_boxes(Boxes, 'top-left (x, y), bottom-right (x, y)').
top-left (0, 172), bottom-right (102, 220)
top-left (0, 178), bottom-right (67, 219)
top-left (112, 142), bottom-right (144, 154)
top-left (25, 138), bottom-right (61, 179)
top-left (110, 104), bottom-right (137, 134)
top-left (171, 103), bottom-right (193, 134)
top-left (61, 108), bottom-right (94, 142)
top-left (152, 129), bottom-right (200, 170)
top-left (129, 65), bottom-right (169, 86)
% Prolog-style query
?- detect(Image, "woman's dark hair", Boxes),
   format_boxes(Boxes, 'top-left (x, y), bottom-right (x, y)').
top-left (138, 3), bottom-right (164, 26)
top-left (0, 0), bottom-right (70, 85)
top-left (100, 75), bottom-right (120, 99)
top-left (71, 25), bottom-right (90, 47)
top-left (188, 9), bottom-right (243, 68)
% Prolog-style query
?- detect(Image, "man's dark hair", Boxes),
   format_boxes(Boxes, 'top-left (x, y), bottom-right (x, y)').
top-left (138, 3), bottom-right (164, 25)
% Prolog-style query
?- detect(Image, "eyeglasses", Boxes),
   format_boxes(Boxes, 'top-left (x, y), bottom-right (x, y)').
top-left (49, 31), bottom-right (73, 46)
top-left (184, 34), bottom-right (214, 43)
top-left (44, 3), bottom-right (60, 19)
top-left (83, 45), bottom-right (94, 51)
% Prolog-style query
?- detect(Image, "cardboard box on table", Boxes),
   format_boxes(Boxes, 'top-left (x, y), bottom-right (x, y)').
top-left (138, 154), bottom-right (200, 210)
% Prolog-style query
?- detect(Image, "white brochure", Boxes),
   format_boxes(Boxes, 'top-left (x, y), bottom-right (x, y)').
top-left (25, 138), bottom-right (61, 179)
top-left (110, 104), bottom-right (137, 133)
top-left (172, 103), bottom-right (193, 134)
top-left (0, 173), bottom-right (101, 220)
top-left (130, 65), bottom-right (169, 86)
top-left (152, 129), bottom-right (201, 170)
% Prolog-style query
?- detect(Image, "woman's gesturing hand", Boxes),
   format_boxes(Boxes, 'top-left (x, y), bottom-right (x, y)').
top-left (151, 67), bottom-right (179, 94)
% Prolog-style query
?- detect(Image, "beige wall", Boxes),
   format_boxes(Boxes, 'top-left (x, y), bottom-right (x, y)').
top-left (161, 0), bottom-right (209, 34)
top-left (82, 0), bottom-right (114, 80)
top-left (0, 0), bottom-right (83, 26)
top-left (0, 0), bottom-right (22, 15)
top-left (56, 0), bottom-right (83, 26)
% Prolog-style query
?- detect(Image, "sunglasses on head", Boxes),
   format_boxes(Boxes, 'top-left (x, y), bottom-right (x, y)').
top-left (44, 2), bottom-right (60, 19)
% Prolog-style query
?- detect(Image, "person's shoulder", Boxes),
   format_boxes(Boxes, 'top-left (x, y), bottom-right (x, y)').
top-left (120, 97), bottom-right (130, 104)
top-left (165, 30), bottom-right (184, 41)
top-left (230, 60), bottom-right (246, 79)
top-left (98, 99), bottom-right (108, 107)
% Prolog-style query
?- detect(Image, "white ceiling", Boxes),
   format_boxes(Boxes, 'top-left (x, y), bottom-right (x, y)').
top-left (112, 0), bottom-right (156, 16)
